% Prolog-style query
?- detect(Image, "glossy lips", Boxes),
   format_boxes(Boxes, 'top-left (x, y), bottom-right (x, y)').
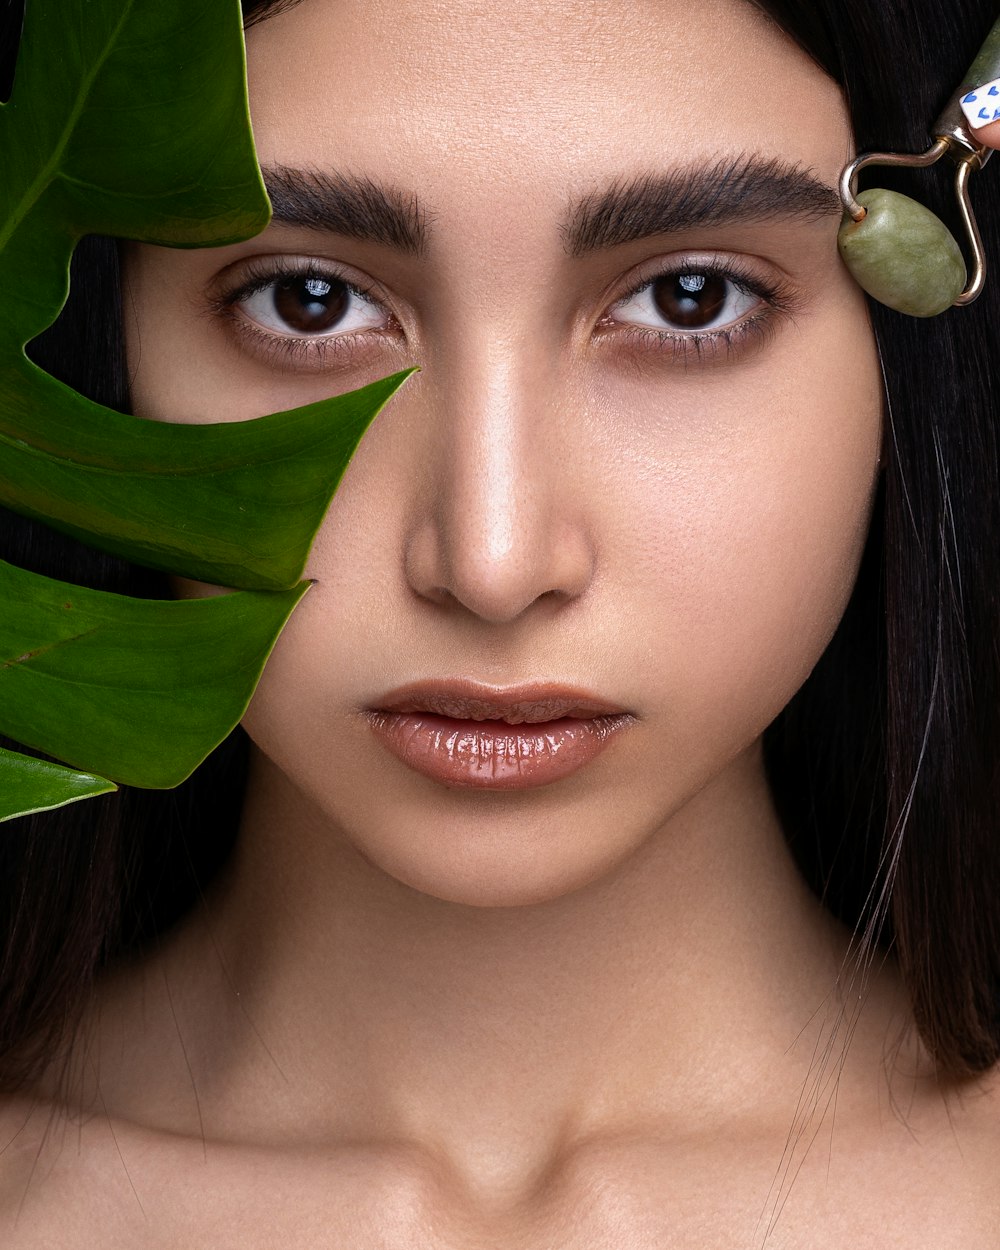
top-left (365, 680), bottom-right (636, 789)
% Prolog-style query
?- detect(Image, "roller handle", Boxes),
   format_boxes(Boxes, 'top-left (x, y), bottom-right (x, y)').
top-left (931, 12), bottom-right (1000, 159)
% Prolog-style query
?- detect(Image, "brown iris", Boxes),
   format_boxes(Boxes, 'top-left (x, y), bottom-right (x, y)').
top-left (271, 275), bottom-right (349, 333)
top-left (652, 273), bottom-right (728, 328)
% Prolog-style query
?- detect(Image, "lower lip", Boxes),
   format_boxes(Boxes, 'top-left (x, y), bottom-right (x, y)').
top-left (364, 711), bottom-right (635, 789)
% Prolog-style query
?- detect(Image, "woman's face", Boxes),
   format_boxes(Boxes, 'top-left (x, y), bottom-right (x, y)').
top-left (125, 0), bottom-right (882, 906)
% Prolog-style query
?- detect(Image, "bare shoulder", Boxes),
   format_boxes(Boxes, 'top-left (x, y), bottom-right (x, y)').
top-left (0, 1093), bottom-right (104, 1246)
top-left (0, 1093), bottom-right (67, 1244)
top-left (0, 1091), bottom-right (178, 1249)
top-left (904, 1066), bottom-right (1000, 1241)
top-left (0, 1094), bottom-right (57, 1201)
top-left (933, 1062), bottom-right (1000, 1174)
top-left (0, 1096), bottom-right (457, 1250)
top-left (0, 1061), bottom-right (996, 1250)
top-left (898, 1057), bottom-right (1000, 1161)
top-left (801, 1056), bottom-right (1000, 1246)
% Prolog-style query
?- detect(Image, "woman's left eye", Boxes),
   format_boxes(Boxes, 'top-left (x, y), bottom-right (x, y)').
top-left (608, 269), bottom-right (762, 334)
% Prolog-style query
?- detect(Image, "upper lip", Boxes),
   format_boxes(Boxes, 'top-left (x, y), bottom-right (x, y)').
top-left (368, 678), bottom-right (629, 724)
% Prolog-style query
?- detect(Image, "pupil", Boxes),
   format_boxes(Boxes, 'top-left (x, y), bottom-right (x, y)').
top-left (653, 272), bottom-right (727, 328)
top-left (273, 275), bottom-right (348, 333)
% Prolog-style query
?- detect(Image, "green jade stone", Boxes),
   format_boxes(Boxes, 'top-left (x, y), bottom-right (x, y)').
top-left (962, 15), bottom-right (1000, 95)
top-left (837, 188), bottom-right (966, 317)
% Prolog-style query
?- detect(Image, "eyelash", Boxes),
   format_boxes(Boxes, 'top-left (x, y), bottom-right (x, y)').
top-left (211, 255), bottom-right (792, 370)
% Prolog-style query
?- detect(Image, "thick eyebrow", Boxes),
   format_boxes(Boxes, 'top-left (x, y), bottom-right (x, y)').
top-left (561, 155), bottom-right (842, 257)
top-left (258, 155), bottom-right (839, 263)
top-left (261, 164), bottom-right (430, 256)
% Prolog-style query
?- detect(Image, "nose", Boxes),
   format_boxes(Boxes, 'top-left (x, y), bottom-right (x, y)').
top-left (403, 345), bottom-right (595, 625)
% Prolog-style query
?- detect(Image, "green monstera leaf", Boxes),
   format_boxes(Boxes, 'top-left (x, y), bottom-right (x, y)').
top-left (0, 560), bottom-right (311, 791)
top-left (0, 0), bottom-right (412, 590)
top-left (0, 0), bottom-right (414, 817)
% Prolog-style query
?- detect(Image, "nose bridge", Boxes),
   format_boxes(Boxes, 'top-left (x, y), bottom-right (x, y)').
top-left (406, 325), bottom-right (593, 624)
top-left (448, 335), bottom-right (531, 572)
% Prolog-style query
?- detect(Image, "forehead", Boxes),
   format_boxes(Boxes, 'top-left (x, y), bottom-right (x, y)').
top-left (244, 0), bottom-right (850, 232)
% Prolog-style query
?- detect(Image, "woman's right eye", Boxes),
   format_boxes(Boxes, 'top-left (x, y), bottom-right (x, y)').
top-left (236, 271), bottom-right (388, 339)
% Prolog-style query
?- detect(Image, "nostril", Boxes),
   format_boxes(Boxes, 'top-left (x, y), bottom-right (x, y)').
top-left (0, 0), bottom-right (25, 104)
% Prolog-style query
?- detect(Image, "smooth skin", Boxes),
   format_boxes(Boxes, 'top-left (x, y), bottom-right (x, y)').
top-left (2, 1), bottom-right (999, 1246)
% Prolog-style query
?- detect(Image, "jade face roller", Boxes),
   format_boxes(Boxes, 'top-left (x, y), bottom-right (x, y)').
top-left (838, 14), bottom-right (999, 317)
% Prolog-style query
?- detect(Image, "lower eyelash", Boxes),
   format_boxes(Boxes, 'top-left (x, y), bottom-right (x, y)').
top-left (223, 311), bottom-right (389, 368)
top-left (618, 308), bottom-right (784, 366)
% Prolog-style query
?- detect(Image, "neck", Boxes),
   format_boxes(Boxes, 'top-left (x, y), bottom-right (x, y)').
top-left (68, 740), bottom-right (889, 1202)
top-left (132, 740), bottom-right (855, 1160)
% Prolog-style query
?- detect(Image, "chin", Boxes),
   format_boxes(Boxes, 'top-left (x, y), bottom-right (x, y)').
top-left (340, 801), bottom-right (642, 910)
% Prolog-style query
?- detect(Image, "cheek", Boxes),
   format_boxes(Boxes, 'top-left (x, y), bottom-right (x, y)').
top-left (614, 315), bottom-right (882, 743)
